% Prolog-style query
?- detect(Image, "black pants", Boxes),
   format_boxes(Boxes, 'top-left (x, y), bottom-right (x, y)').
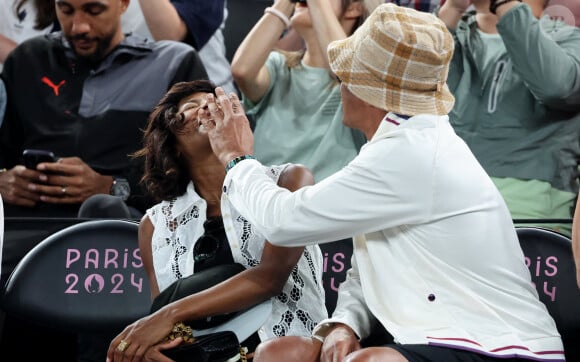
top-left (390, 344), bottom-right (542, 362)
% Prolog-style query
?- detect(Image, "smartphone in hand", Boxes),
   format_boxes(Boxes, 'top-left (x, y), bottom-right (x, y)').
top-left (22, 149), bottom-right (57, 170)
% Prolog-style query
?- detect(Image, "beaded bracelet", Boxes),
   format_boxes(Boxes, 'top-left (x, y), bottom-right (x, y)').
top-left (225, 155), bottom-right (256, 173)
top-left (489, 0), bottom-right (521, 14)
top-left (264, 7), bottom-right (291, 28)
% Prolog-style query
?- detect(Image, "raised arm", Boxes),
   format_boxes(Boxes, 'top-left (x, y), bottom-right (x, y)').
top-left (306, 0), bottom-right (356, 70)
top-left (437, 0), bottom-right (472, 30)
top-left (231, 0), bottom-right (294, 103)
top-left (495, 3), bottom-right (580, 107)
top-left (137, 0), bottom-right (225, 49)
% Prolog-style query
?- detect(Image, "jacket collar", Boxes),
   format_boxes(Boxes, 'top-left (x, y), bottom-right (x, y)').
top-left (368, 113), bottom-right (449, 144)
top-left (50, 32), bottom-right (155, 73)
top-left (370, 112), bottom-right (410, 142)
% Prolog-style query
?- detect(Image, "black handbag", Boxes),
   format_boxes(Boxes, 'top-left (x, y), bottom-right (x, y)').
top-left (151, 218), bottom-right (262, 361)
top-left (161, 330), bottom-right (247, 362)
top-left (150, 263), bottom-right (246, 330)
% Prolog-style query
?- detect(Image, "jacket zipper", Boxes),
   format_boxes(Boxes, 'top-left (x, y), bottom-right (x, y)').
top-left (488, 60), bottom-right (507, 113)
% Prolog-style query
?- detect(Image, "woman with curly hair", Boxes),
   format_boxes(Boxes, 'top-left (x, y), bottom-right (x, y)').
top-left (107, 80), bottom-right (327, 361)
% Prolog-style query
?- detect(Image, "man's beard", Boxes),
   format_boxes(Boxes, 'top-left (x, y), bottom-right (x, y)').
top-left (66, 31), bottom-right (115, 64)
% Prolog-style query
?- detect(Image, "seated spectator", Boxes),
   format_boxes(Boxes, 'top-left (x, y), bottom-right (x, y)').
top-left (0, 0), bottom-right (207, 217)
top-left (200, 4), bottom-right (564, 361)
top-left (438, 0), bottom-right (580, 236)
top-left (0, 0), bottom-right (58, 71)
top-left (231, 0), bottom-right (383, 183)
top-left (0, 0), bottom-right (207, 359)
top-left (121, 0), bottom-right (236, 95)
top-left (106, 80), bottom-right (327, 361)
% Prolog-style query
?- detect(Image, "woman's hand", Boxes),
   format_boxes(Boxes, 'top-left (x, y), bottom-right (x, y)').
top-left (106, 311), bottom-right (177, 362)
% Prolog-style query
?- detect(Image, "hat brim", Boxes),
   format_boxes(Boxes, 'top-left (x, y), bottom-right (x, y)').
top-left (328, 17), bottom-right (455, 116)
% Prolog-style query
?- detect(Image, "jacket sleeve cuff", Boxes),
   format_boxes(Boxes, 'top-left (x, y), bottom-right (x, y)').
top-left (312, 318), bottom-right (363, 342)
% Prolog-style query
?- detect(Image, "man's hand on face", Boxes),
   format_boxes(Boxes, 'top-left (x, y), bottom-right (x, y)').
top-left (203, 87), bottom-right (255, 168)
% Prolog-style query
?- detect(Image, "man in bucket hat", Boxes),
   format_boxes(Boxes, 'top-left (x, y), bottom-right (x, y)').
top-left (202, 3), bottom-right (563, 362)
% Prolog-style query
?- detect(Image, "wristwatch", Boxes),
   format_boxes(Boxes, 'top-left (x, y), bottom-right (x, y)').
top-left (110, 177), bottom-right (131, 201)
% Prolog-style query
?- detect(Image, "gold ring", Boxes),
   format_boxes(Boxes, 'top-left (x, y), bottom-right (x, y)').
top-left (61, 187), bottom-right (67, 195)
top-left (116, 340), bottom-right (129, 352)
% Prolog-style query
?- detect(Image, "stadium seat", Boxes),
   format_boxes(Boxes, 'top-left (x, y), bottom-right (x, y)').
top-left (516, 226), bottom-right (580, 361)
top-left (0, 219), bottom-right (150, 334)
top-left (0, 217), bottom-right (273, 351)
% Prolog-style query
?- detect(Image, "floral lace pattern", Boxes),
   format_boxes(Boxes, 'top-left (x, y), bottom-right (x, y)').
top-left (147, 164), bottom-right (327, 339)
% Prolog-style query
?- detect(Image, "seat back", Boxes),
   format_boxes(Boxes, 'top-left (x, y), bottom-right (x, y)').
top-left (1, 217), bottom-right (91, 284)
top-left (516, 227), bottom-right (580, 360)
top-left (319, 238), bottom-right (353, 315)
top-left (0, 219), bottom-right (151, 334)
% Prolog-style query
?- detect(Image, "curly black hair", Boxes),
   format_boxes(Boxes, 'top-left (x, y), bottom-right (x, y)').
top-left (133, 80), bottom-right (217, 202)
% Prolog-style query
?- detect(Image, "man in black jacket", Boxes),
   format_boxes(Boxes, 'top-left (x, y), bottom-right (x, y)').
top-left (0, 0), bottom-right (206, 219)
top-left (0, 0), bottom-right (207, 359)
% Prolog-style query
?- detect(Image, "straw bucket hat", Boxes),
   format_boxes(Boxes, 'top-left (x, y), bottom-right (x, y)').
top-left (328, 3), bottom-right (455, 116)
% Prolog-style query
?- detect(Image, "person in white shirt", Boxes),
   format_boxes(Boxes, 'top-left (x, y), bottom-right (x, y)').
top-left (200, 4), bottom-right (564, 362)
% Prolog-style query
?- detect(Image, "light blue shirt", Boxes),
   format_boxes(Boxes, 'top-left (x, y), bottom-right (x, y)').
top-left (243, 51), bottom-right (365, 182)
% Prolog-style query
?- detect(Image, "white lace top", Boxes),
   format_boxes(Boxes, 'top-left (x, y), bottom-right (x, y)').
top-left (146, 164), bottom-right (327, 340)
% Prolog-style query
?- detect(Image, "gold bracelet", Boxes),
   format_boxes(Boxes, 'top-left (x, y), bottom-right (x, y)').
top-left (163, 322), bottom-right (195, 344)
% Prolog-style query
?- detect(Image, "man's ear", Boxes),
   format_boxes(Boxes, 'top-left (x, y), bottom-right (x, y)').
top-left (343, 1), bottom-right (364, 20)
